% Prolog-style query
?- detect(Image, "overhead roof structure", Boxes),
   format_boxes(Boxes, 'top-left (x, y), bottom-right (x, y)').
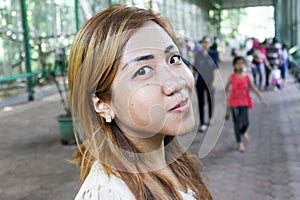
top-left (215, 0), bottom-right (299, 58)
top-left (219, 0), bottom-right (274, 9)
top-left (193, 0), bottom-right (299, 55)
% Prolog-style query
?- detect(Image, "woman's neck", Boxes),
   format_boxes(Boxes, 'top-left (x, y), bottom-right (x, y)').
top-left (127, 134), bottom-right (187, 193)
top-left (202, 49), bottom-right (209, 56)
top-left (126, 134), bottom-right (167, 169)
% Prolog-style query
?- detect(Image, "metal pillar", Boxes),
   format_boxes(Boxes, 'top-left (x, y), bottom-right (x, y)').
top-left (296, 0), bottom-right (300, 54)
top-left (75, 0), bottom-right (79, 31)
top-left (273, 0), bottom-right (280, 39)
top-left (274, 0), bottom-right (299, 53)
top-left (20, 0), bottom-right (34, 101)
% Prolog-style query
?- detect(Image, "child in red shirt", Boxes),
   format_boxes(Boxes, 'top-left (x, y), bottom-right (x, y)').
top-left (224, 56), bottom-right (269, 152)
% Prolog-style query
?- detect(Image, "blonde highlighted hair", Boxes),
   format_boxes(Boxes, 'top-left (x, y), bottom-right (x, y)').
top-left (68, 5), bottom-right (212, 200)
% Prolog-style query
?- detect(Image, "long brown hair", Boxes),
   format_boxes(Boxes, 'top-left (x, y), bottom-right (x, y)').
top-left (68, 5), bottom-right (212, 200)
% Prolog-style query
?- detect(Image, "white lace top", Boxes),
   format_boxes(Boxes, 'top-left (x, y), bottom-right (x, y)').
top-left (75, 161), bottom-right (197, 200)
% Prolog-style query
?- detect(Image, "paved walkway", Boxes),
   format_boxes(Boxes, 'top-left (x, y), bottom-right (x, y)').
top-left (1, 52), bottom-right (300, 200)
top-left (192, 53), bottom-right (300, 200)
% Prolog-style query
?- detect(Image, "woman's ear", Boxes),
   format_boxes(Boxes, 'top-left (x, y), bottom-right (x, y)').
top-left (92, 94), bottom-right (115, 123)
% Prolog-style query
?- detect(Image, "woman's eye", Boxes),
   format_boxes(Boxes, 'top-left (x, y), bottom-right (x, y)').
top-left (170, 54), bottom-right (182, 64)
top-left (134, 66), bottom-right (152, 77)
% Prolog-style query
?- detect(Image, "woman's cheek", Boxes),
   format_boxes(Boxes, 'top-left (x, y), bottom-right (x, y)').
top-left (184, 68), bottom-right (195, 89)
top-left (127, 85), bottom-right (166, 134)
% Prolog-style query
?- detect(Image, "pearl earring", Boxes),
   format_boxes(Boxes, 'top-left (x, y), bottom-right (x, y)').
top-left (105, 114), bottom-right (112, 123)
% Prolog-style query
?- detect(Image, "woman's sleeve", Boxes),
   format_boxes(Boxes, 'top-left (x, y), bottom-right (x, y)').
top-left (75, 183), bottom-right (123, 200)
top-left (74, 162), bottom-right (135, 200)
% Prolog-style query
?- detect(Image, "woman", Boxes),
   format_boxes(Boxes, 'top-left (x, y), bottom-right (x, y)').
top-left (68, 5), bottom-right (213, 200)
top-left (193, 36), bottom-right (218, 132)
top-left (252, 42), bottom-right (271, 90)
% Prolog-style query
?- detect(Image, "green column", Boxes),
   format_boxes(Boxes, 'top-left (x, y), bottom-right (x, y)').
top-left (296, 0), bottom-right (300, 53)
top-left (75, 0), bottom-right (79, 31)
top-left (149, 0), bottom-right (153, 9)
top-left (273, 0), bottom-right (281, 39)
top-left (20, 0), bottom-right (34, 101)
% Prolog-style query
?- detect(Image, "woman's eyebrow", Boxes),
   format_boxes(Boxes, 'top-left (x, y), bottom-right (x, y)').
top-left (122, 54), bottom-right (154, 70)
top-left (122, 45), bottom-right (175, 70)
top-left (164, 45), bottom-right (175, 54)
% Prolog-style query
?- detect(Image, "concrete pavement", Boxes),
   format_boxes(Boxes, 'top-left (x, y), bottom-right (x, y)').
top-left (1, 52), bottom-right (300, 200)
top-left (0, 94), bottom-right (79, 199)
top-left (192, 53), bottom-right (300, 200)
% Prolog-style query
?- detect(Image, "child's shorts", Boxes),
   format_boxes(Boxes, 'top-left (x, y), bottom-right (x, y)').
top-left (272, 79), bottom-right (281, 85)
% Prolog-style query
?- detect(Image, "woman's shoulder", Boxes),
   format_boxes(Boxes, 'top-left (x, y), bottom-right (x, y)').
top-left (74, 161), bottom-right (135, 200)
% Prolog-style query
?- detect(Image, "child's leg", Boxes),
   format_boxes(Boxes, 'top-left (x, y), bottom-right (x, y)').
top-left (277, 83), bottom-right (281, 90)
top-left (240, 106), bottom-right (250, 143)
top-left (231, 107), bottom-right (242, 144)
top-left (271, 79), bottom-right (278, 91)
top-left (240, 106), bottom-right (249, 134)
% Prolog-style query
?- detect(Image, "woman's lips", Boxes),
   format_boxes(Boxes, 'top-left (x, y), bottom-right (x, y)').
top-left (168, 99), bottom-right (190, 113)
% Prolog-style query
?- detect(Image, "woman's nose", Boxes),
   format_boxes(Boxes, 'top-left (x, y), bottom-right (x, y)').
top-left (161, 71), bottom-right (186, 96)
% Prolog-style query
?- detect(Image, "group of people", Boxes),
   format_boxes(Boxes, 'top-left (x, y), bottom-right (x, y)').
top-left (248, 37), bottom-right (289, 91)
top-left (222, 37), bottom-right (291, 152)
top-left (191, 36), bottom-right (269, 153)
top-left (68, 4), bottom-right (273, 199)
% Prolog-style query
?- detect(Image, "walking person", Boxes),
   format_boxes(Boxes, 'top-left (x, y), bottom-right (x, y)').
top-left (193, 36), bottom-right (218, 132)
top-left (280, 43), bottom-right (289, 87)
top-left (224, 56), bottom-right (269, 152)
top-left (266, 37), bottom-right (282, 90)
top-left (68, 5), bottom-right (213, 200)
top-left (252, 42), bottom-right (271, 90)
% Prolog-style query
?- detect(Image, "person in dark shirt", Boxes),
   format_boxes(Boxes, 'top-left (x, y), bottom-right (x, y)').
top-left (193, 36), bottom-right (218, 132)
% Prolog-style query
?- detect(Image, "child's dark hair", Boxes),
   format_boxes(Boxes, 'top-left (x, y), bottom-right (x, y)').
top-left (233, 56), bottom-right (246, 65)
top-left (233, 56), bottom-right (246, 72)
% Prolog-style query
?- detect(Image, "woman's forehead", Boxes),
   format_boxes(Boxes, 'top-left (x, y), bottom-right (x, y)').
top-left (123, 21), bottom-right (177, 54)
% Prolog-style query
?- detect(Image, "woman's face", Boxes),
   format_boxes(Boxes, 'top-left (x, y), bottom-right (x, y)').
top-left (201, 38), bottom-right (211, 51)
top-left (111, 21), bottom-right (196, 139)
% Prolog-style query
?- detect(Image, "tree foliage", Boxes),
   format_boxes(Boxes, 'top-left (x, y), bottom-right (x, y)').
top-left (0, 0), bottom-right (76, 78)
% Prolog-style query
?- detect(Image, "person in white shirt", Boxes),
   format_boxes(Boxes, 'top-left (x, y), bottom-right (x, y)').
top-left (271, 65), bottom-right (282, 90)
top-left (68, 5), bottom-right (213, 200)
